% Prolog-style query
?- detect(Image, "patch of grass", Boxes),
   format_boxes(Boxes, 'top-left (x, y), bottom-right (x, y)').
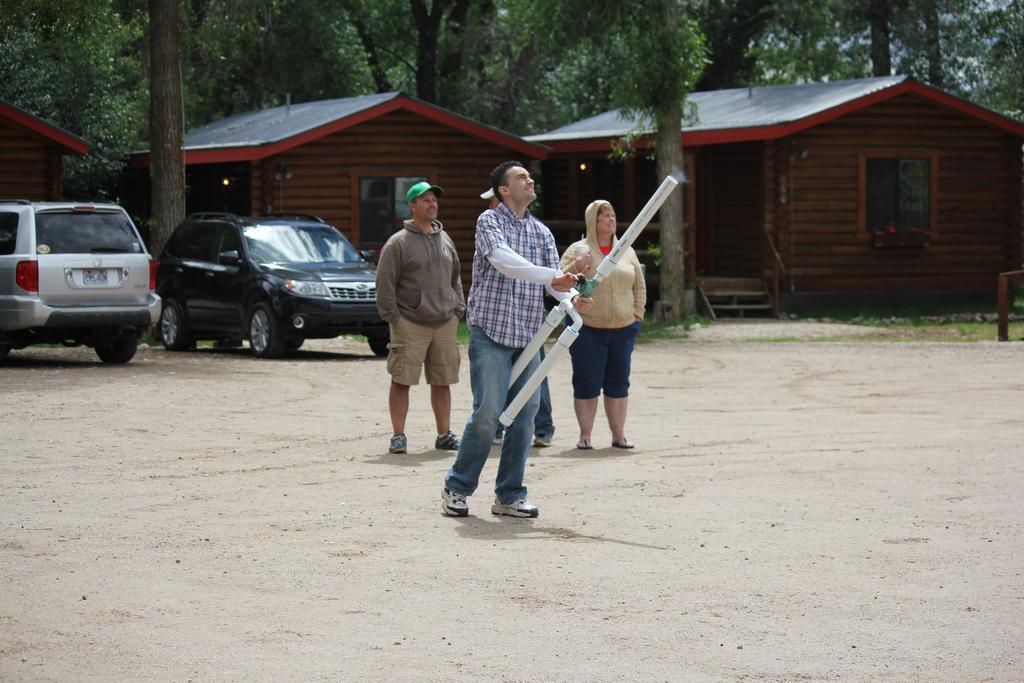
top-left (784, 292), bottom-right (1024, 324)
top-left (767, 322), bottom-right (1024, 343)
top-left (636, 314), bottom-right (711, 342)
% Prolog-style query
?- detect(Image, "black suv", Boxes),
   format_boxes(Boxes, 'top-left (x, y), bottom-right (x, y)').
top-left (156, 213), bottom-right (388, 358)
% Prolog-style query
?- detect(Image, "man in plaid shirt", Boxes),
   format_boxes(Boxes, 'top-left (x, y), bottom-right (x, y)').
top-left (442, 161), bottom-right (591, 519)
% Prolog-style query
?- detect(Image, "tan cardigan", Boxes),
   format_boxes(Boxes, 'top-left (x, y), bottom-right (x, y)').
top-left (559, 204), bottom-right (646, 328)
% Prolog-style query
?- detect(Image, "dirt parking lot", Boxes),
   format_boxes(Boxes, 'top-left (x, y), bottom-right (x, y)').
top-left (2, 328), bottom-right (1023, 680)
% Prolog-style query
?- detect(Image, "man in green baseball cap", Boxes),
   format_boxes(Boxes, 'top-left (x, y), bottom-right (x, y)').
top-left (377, 178), bottom-right (464, 456)
top-left (406, 180), bottom-right (443, 204)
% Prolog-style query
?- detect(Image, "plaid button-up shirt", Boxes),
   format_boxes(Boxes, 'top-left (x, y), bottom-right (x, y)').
top-left (466, 202), bottom-right (559, 349)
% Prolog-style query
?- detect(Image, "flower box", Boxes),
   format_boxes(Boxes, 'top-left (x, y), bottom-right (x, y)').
top-left (872, 226), bottom-right (930, 248)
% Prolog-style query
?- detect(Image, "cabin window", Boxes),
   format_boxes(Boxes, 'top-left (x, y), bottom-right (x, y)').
top-left (863, 155), bottom-right (935, 247)
top-left (358, 176), bottom-right (424, 248)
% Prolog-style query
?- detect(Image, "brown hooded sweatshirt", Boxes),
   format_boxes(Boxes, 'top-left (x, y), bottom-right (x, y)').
top-left (375, 219), bottom-right (465, 327)
top-left (559, 200), bottom-right (646, 328)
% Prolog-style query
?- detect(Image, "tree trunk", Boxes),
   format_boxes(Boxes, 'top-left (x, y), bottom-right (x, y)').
top-left (148, 0), bottom-right (185, 256)
top-left (411, 0), bottom-right (444, 103)
top-left (654, 99), bottom-right (690, 322)
top-left (868, 0), bottom-right (892, 76)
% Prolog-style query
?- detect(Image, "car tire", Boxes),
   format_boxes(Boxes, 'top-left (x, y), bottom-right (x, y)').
top-left (0, 343), bottom-right (11, 364)
top-left (160, 299), bottom-right (194, 351)
top-left (248, 302), bottom-right (286, 358)
top-left (368, 333), bottom-right (389, 357)
top-left (95, 337), bottom-right (138, 364)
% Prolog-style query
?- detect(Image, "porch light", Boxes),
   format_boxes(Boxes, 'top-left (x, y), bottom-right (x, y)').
top-left (579, 162), bottom-right (588, 172)
top-left (221, 177), bottom-right (231, 186)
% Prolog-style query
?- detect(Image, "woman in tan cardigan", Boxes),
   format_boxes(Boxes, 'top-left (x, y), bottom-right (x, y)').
top-left (560, 199), bottom-right (646, 449)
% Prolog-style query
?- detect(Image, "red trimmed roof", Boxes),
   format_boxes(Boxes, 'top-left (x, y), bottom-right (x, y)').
top-left (131, 93), bottom-right (549, 166)
top-left (0, 99), bottom-right (88, 155)
top-left (531, 77), bottom-right (1024, 153)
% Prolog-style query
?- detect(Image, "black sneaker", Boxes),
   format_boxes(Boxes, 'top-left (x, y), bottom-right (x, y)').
top-left (389, 433), bottom-right (407, 454)
top-left (434, 431), bottom-right (460, 451)
top-left (441, 487), bottom-right (469, 517)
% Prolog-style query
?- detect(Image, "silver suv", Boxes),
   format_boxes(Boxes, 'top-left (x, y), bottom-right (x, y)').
top-left (0, 200), bottom-right (161, 364)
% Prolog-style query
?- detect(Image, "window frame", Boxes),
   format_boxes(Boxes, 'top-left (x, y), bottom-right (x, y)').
top-left (350, 167), bottom-right (436, 251)
top-left (858, 149), bottom-right (939, 243)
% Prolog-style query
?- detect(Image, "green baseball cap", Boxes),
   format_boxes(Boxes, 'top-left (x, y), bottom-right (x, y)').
top-left (406, 181), bottom-right (443, 203)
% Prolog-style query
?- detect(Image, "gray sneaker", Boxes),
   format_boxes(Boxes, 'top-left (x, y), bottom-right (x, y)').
top-left (389, 433), bottom-right (407, 454)
top-left (532, 434), bottom-right (552, 447)
top-left (491, 497), bottom-right (539, 518)
top-left (441, 487), bottom-right (469, 517)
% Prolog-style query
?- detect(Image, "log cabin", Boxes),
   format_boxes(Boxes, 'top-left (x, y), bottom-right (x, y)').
top-left (0, 98), bottom-right (88, 201)
top-left (130, 92), bottom-right (550, 287)
top-left (527, 76), bottom-right (1024, 316)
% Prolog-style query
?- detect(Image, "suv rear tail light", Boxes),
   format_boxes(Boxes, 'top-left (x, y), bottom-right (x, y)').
top-left (149, 259), bottom-right (158, 290)
top-left (16, 261), bottom-right (39, 292)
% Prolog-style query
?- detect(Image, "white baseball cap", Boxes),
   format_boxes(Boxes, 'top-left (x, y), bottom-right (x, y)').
top-left (480, 188), bottom-right (495, 200)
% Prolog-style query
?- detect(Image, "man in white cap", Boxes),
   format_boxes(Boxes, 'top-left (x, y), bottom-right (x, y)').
top-left (481, 187), bottom-right (499, 210)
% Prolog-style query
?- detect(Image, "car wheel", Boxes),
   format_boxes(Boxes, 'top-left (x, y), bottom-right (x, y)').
top-left (160, 299), bottom-right (194, 351)
top-left (368, 333), bottom-right (389, 357)
top-left (95, 337), bottom-right (138, 364)
top-left (286, 337), bottom-right (304, 351)
top-left (248, 302), bottom-right (285, 358)
top-left (0, 343), bottom-right (11, 364)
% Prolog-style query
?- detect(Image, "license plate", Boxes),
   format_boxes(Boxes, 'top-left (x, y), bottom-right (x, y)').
top-left (82, 268), bottom-right (108, 285)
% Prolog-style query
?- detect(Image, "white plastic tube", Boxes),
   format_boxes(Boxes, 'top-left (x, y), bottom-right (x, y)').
top-left (593, 174), bottom-right (679, 284)
top-left (499, 305), bottom-right (582, 427)
top-left (508, 291), bottom-right (579, 385)
top-left (499, 174), bottom-right (679, 425)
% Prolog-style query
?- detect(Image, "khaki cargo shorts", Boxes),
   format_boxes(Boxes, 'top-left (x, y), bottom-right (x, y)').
top-left (387, 316), bottom-right (460, 386)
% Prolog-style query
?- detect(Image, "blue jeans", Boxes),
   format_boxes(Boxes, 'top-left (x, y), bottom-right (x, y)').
top-left (534, 372), bottom-right (555, 439)
top-left (495, 346), bottom-right (554, 440)
top-left (446, 326), bottom-right (543, 503)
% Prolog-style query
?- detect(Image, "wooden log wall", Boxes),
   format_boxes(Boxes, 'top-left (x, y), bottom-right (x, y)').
top-left (777, 92), bottom-right (1020, 292)
top-left (246, 109), bottom-right (542, 290)
top-left (0, 120), bottom-right (62, 200)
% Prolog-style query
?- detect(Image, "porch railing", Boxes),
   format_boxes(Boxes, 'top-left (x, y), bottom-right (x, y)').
top-left (997, 269), bottom-right (1024, 341)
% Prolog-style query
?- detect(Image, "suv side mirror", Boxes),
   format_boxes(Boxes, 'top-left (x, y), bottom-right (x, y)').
top-left (219, 249), bottom-right (241, 265)
top-left (360, 249), bottom-right (375, 263)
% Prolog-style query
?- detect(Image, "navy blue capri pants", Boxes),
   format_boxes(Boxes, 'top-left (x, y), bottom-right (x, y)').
top-left (568, 321), bottom-right (641, 399)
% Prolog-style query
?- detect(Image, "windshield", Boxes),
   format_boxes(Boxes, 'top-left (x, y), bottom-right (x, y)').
top-left (35, 211), bottom-right (144, 254)
top-left (242, 223), bottom-right (363, 264)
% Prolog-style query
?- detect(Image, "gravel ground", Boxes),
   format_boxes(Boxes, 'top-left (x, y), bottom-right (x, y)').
top-left (2, 337), bottom-right (1023, 680)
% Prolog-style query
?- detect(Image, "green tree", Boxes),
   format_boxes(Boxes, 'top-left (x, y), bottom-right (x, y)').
top-left (0, 0), bottom-right (147, 199)
top-left (519, 0), bottom-right (707, 320)
top-left (982, 0), bottom-right (1024, 119)
top-left (182, 0), bottom-right (372, 127)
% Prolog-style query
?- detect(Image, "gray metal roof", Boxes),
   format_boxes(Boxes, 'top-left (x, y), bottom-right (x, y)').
top-left (183, 92), bottom-right (400, 150)
top-left (527, 76), bottom-right (909, 142)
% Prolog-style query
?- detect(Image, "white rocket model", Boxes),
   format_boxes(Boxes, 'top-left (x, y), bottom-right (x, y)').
top-left (498, 174), bottom-right (680, 427)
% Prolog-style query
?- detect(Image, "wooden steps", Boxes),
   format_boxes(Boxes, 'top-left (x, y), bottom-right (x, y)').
top-left (697, 276), bottom-right (776, 320)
